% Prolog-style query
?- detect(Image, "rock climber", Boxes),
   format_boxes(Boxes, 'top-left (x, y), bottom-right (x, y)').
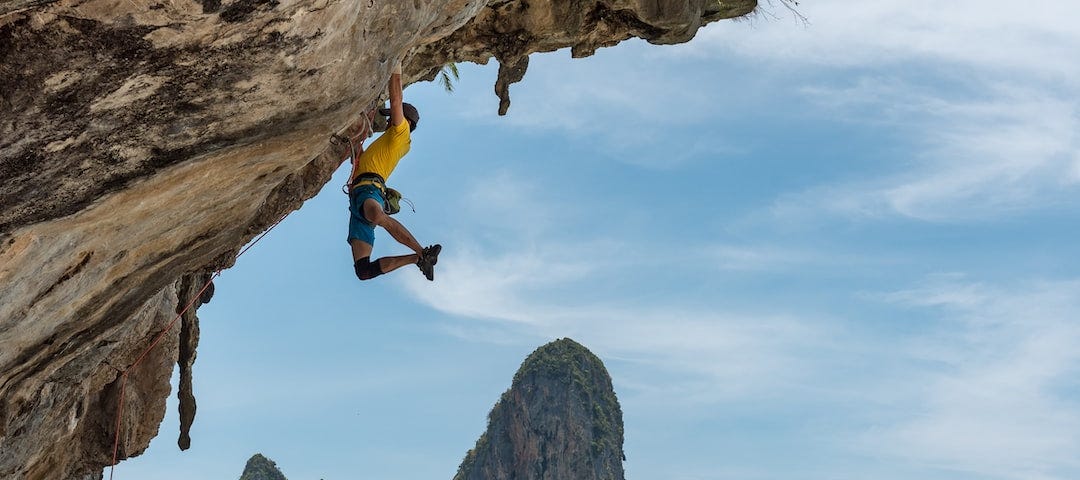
top-left (345, 60), bottom-right (441, 281)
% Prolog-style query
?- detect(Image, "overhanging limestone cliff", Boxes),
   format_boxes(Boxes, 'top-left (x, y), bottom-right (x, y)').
top-left (0, 0), bottom-right (755, 478)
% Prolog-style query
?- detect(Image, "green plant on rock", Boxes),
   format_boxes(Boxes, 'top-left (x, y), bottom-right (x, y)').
top-left (742, 0), bottom-right (807, 23)
top-left (438, 62), bottom-right (460, 93)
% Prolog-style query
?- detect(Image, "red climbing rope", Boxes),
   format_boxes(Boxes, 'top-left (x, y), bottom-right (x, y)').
top-left (107, 212), bottom-right (289, 480)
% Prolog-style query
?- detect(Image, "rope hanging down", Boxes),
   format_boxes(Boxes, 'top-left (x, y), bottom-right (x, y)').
top-left (108, 212), bottom-right (289, 480)
top-left (336, 107), bottom-right (376, 194)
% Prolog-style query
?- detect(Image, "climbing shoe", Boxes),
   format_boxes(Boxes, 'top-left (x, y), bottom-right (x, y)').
top-left (424, 244), bottom-right (442, 265)
top-left (417, 244), bottom-right (441, 281)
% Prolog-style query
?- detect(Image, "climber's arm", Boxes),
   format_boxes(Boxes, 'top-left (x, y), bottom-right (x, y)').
top-left (388, 61), bottom-right (405, 128)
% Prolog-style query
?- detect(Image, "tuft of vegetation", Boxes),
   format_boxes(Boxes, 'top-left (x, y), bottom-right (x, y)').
top-left (438, 62), bottom-right (460, 93)
top-left (737, 0), bottom-right (808, 25)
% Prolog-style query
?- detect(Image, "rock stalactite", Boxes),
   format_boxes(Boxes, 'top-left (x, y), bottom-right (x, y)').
top-left (0, 1), bottom-right (755, 477)
top-left (495, 55), bottom-right (529, 116)
top-left (176, 273), bottom-right (212, 451)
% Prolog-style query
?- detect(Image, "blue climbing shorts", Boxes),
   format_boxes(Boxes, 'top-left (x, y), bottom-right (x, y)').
top-left (348, 184), bottom-right (385, 246)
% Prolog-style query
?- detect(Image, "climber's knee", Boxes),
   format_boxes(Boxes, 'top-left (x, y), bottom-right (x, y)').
top-left (354, 256), bottom-right (383, 281)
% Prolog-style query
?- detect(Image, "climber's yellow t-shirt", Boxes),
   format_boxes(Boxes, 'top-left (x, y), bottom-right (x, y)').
top-left (352, 120), bottom-right (411, 182)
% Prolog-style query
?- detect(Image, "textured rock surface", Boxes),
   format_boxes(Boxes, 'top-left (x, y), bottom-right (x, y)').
top-left (454, 338), bottom-right (625, 480)
top-left (0, 0), bottom-right (754, 478)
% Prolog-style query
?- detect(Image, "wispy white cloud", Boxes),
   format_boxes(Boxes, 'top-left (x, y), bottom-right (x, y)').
top-left (707, 0), bottom-right (1080, 222)
top-left (405, 255), bottom-right (826, 401)
top-left (399, 171), bottom-right (837, 404)
top-left (455, 0), bottom-right (1080, 222)
top-left (699, 242), bottom-right (893, 272)
top-left (863, 277), bottom-right (1080, 480)
top-left (459, 169), bottom-right (559, 243)
top-left (401, 244), bottom-right (592, 325)
top-left (686, 0), bottom-right (1080, 81)
top-left (767, 82), bottom-right (1080, 222)
top-left (412, 257), bottom-right (1080, 478)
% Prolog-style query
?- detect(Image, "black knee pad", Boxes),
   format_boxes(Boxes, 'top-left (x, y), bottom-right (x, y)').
top-left (354, 256), bottom-right (383, 281)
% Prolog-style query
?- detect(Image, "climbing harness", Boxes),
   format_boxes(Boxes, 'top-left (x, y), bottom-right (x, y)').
top-left (348, 172), bottom-right (414, 215)
top-left (108, 212), bottom-right (289, 480)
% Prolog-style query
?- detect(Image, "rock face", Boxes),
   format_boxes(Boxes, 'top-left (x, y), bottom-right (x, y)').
top-left (0, 1), bottom-right (754, 478)
top-left (239, 453), bottom-right (289, 480)
top-left (454, 338), bottom-right (625, 480)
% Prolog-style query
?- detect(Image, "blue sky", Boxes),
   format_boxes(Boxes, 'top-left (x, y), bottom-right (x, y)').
top-left (114, 1), bottom-right (1080, 479)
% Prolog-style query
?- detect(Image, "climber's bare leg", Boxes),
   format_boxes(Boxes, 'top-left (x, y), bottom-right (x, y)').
top-left (350, 239), bottom-right (418, 276)
top-left (350, 238), bottom-right (373, 262)
top-left (376, 253), bottom-right (420, 274)
top-left (363, 198), bottom-right (423, 255)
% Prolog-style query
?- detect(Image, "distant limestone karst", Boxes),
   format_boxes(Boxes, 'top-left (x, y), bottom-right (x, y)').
top-left (454, 338), bottom-right (626, 480)
top-left (239, 453), bottom-right (288, 480)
